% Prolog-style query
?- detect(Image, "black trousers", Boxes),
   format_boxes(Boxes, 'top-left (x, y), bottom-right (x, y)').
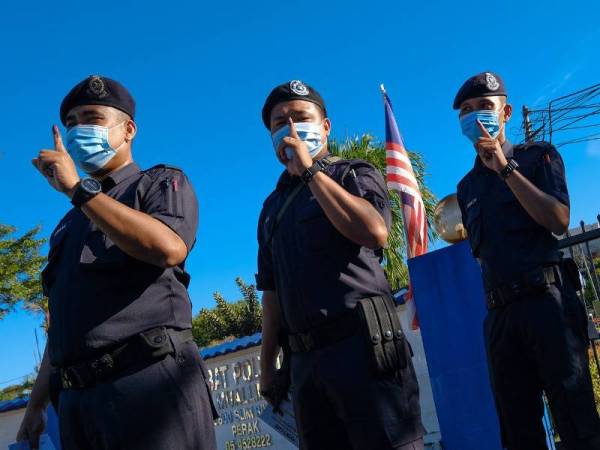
top-left (290, 334), bottom-right (425, 450)
top-left (485, 276), bottom-right (600, 450)
top-left (57, 341), bottom-right (217, 450)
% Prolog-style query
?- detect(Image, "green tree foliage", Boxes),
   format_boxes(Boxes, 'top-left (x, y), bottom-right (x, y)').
top-left (192, 277), bottom-right (262, 348)
top-left (0, 374), bottom-right (35, 401)
top-left (582, 256), bottom-right (600, 308)
top-left (589, 345), bottom-right (600, 416)
top-left (0, 225), bottom-right (47, 324)
top-left (329, 134), bottom-right (437, 291)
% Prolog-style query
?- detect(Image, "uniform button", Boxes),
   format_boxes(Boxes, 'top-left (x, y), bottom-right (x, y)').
top-left (153, 335), bottom-right (165, 344)
top-left (371, 333), bottom-right (381, 343)
top-left (395, 330), bottom-right (403, 339)
top-left (177, 355), bottom-right (186, 364)
top-left (384, 330), bottom-right (393, 340)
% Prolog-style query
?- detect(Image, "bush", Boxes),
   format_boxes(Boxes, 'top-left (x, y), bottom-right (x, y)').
top-left (192, 277), bottom-right (262, 348)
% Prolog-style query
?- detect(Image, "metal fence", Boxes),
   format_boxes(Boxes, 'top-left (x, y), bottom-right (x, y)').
top-left (558, 216), bottom-right (600, 376)
top-left (546, 216), bottom-right (600, 448)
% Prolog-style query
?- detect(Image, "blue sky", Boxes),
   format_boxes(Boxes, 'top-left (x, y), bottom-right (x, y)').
top-left (1, 0), bottom-right (599, 385)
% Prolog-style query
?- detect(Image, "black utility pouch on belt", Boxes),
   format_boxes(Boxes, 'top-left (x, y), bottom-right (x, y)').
top-left (355, 296), bottom-right (409, 374)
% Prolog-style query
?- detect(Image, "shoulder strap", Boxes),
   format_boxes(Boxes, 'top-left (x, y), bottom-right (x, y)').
top-left (265, 156), bottom-right (342, 247)
top-left (322, 155), bottom-right (342, 165)
top-left (265, 182), bottom-right (305, 247)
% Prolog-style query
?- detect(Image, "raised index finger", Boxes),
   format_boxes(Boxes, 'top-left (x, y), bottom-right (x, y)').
top-left (288, 118), bottom-right (300, 139)
top-left (53, 125), bottom-right (67, 152)
top-left (476, 119), bottom-right (493, 139)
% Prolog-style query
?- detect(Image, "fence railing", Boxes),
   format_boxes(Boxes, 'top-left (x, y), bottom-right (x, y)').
top-left (549, 217), bottom-right (600, 447)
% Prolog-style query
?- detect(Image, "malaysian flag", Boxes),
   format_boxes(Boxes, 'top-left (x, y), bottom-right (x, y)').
top-left (382, 85), bottom-right (428, 329)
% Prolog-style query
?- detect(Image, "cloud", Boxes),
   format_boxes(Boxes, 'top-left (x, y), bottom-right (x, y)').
top-left (586, 140), bottom-right (600, 158)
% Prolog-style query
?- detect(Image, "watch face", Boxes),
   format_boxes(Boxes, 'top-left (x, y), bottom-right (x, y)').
top-left (81, 177), bottom-right (102, 193)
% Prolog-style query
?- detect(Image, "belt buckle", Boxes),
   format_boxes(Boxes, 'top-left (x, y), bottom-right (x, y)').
top-left (61, 367), bottom-right (82, 389)
top-left (299, 333), bottom-right (315, 352)
top-left (90, 354), bottom-right (114, 377)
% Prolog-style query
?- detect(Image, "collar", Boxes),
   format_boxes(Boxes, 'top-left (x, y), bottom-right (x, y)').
top-left (100, 163), bottom-right (141, 192)
top-left (502, 139), bottom-right (514, 158)
top-left (473, 139), bottom-right (514, 172)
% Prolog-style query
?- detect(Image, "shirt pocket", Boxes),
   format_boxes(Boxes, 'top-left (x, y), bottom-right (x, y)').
top-left (464, 202), bottom-right (482, 256)
top-left (497, 189), bottom-right (538, 233)
top-left (297, 201), bottom-right (335, 252)
top-left (79, 229), bottom-right (129, 270)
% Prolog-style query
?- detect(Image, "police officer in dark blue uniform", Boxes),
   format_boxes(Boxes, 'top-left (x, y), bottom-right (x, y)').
top-left (16, 75), bottom-right (217, 450)
top-left (455, 71), bottom-right (600, 450)
top-left (256, 80), bottom-right (425, 450)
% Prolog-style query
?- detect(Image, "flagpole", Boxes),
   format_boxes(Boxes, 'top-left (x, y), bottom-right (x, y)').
top-left (380, 83), bottom-right (386, 95)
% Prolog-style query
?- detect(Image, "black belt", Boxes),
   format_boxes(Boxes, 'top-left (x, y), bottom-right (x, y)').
top-left (288, 313), bottom-right (360, 353)
top-left (58, 327), bottom-right (193, 389)
top-left (486, 266), bottom-right (558, 310)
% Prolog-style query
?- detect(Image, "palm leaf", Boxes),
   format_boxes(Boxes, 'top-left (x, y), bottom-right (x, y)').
top-left (329, 134), bottom-right (437, 291)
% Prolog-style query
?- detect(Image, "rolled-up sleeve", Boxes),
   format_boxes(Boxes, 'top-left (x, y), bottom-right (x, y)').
top-left (141, 169), bottom-right (199, 251)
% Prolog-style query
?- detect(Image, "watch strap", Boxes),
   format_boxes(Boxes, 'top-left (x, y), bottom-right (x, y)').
top-left (500, 158), bottom-right (519, 180)
top-left (301, 160), bottom-right (327, 184)
top-left (71, 182), bottom-right (100, 208)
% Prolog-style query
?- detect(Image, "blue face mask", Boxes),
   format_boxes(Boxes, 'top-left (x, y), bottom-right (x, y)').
top-left (271, 122), bottom-right (325, 160)
top-left (460, 110), bottom-right (503, 144)
top-left (66, 123), bottom-right (125, 174)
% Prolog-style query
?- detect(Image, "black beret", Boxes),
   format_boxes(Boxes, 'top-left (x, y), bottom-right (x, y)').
top-left (60, 75), bottom-right (136, 125)
top-left (262, 80), bottom-right (327, 129)
top-left (453, 72), bottom-right (507, 110)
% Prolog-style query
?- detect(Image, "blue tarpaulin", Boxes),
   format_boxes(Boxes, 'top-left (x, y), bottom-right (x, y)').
top-left (408, 241), bottom-right (503, 450)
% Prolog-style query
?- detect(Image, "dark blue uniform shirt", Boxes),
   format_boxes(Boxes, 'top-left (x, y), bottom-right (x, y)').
top-left (457, 141), bottom-right (569, 290)
top-left (43, 163), bottom-right (199, 367)
top-left (256, 157), bottom-right (393, 334)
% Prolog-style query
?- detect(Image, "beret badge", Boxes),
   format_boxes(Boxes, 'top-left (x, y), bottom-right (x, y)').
top-left (485, 73), bottom-right (500, 91)
top-left (87, 75), bottom-right (109, 99)
top-left (289, 80), bottom-right (309, 96)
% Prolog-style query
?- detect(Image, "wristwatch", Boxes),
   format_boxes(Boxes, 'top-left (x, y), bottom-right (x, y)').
top-left (71, 177), bottom-right (102, 208)
top-left (301, 160), bottom-right (328, 184)
top-left (499, 158), bottom-right (519, 180)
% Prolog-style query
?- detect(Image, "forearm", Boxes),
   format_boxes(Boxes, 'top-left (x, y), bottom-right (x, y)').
top-left (309, 172), bottom-right (388, 249)
top-left (81, 193), bottom-right (187, 267)
top-left (28, 346), bottom-right (51, 410)
top-left (506, 171), bottom-right (569, 234)
top-left (260, 291), bottom-right (282, 372)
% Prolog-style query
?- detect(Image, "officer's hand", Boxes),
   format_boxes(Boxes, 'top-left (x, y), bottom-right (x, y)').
top-left (32, 125), bottom-right (80, 198)
top-left (277, 118), bottom-right (313, 177)
top-left (259, 365), bottom-right (277, 405)
top-left (16, 404), bottom-right (47, 449)
top-left (474, 120), bottom-right (507, 173)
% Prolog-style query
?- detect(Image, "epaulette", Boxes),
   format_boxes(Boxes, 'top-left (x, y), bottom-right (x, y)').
top-left (515, 140), bottom-right (554, 152)
top-left (144, 163), bottom-right (183, 172)
top-left (142, 164), bottom-right (184, 180)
